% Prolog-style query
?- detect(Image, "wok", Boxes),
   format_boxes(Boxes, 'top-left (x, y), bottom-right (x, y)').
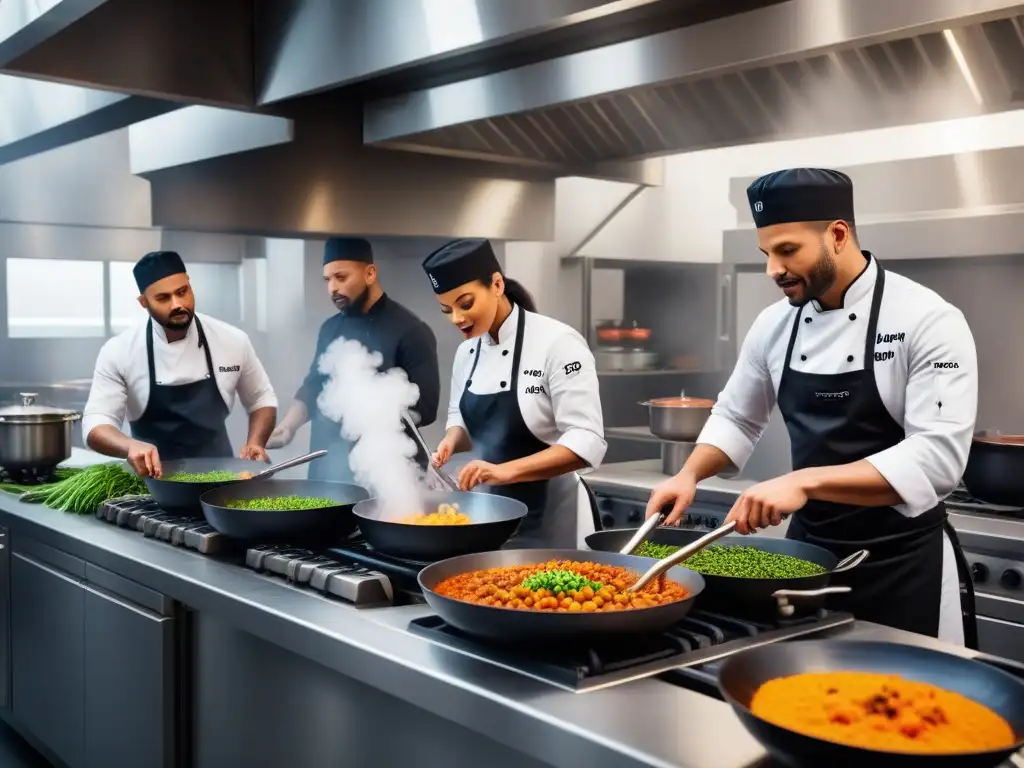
top-left (962, 431), bottom-right (1024, 507)
top-left (352, 490), bottom-right (527, 560)
top-left (718, 640), bottom-right (1024, 767)
top-left (199, 479), bottom-right (369, 540)
top-left (143, 450), bottom-right (325, 514)
top-left (144, 457), bottom-right (267, 513)
top-left (418, 548), bottom-right (707, 643)
top-left (586, 526), bottom-right (866, 620)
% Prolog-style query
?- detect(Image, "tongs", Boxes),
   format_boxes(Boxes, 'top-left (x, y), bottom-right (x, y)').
top-left (402, 411), bottom-right (459, 492)
top-left (628, 520), bottom-right (738, 592)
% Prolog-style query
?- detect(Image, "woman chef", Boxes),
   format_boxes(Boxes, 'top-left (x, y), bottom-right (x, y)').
top-left (423, 239), bottom-right (606, 549)
top-left (646, 168), bottom-right (978, 646)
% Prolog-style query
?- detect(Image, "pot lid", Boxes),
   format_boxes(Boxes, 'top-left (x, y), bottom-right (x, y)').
top-left (0, 392), bottom-right (80, 423)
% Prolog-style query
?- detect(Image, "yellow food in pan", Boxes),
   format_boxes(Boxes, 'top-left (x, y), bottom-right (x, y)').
top-left (397, 503), bottom-right (470, 526)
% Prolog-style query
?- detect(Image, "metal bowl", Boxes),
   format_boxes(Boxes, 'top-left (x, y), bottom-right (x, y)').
top-left (642, 396), bottom-right (714, 441)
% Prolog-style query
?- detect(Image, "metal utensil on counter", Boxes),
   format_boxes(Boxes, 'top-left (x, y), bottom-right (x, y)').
top-left (618, 512), bottom-right (664, 554)
top-left (402, 411), bottom-right (458, 491)
top-left (249, 449), bottom-right (328, 480)
top-left (629, 521), bottom-right (737, 592)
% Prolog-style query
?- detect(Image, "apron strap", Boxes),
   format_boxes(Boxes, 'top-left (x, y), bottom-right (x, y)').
top-left (195, 316), bottom-right (216, 379)
top-left (782, 305), bottom-right (804, 371)
top-left (507, 304), bottom-right (528, 391)
top-left (862, 262), bottom-right (887, 367)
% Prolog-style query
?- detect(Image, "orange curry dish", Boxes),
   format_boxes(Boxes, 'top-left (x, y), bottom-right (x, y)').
top-left (432, 559), bottom-right (690, 613)
top-left (750, 671), bottom-right (1015, 754)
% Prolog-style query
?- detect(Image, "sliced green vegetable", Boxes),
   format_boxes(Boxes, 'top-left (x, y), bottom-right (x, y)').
top-left (163, 470), bottom-right (241, 482)
top-left (223, 496), bottom-right (336, 511)
top-left (632, 540), bottom-right (826, 579)
top-left (18, 463), bottom-right (147, 515)
top-left (521, 568), bottom-right (603, 593)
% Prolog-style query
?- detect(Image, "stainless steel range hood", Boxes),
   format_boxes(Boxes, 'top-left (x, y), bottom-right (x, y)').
top-left (363, 0), bottom-right (1024, 166)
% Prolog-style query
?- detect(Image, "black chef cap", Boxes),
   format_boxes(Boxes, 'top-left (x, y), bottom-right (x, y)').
top-left (133, 251), bottom-right (186, 293)
top-left (421, 239), bottom-right (501, 294)
top-left (746, 168), bottom-right (855, 228)
top-left (324, 237), bottom-right (373, 265)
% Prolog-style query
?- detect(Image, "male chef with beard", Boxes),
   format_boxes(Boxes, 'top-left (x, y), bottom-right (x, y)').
top-left (268, 237), bottom-right (440, 482)
top-left (84, 250), bottom-right (278, 477)
top-left (646, 168), bottom-right (979, 646)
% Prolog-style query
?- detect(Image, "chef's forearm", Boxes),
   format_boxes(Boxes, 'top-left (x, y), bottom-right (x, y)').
top-left (278, 401), bottom-right (310, 433)
top-left (794, 460), bottom-right (903, 507)
top-left (246, 407), bottom-right (277, 447)
top-left (86, 425), bottom-right (135, 458)
top-left (503, 445), bottom-right (586, 484)
top-left (678, 444), bottom-right (733, 483)
top-left (444, 426), bottom-right (472, 453)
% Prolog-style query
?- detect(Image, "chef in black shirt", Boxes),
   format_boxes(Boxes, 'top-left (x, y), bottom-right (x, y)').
top-left (268, 237), bottom-right (441, 482)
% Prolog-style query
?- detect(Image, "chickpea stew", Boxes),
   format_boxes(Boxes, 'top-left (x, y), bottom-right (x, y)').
top-left (432, 559), bottom-right (690, 613)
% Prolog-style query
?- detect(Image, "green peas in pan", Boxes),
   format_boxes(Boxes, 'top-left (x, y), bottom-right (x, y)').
top-left (631, 540), bottom-right (825, 579)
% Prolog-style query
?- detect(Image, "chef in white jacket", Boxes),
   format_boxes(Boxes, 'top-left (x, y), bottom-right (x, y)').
top-left (83, 250), bottom-right (278, 477)
top-left (646, 168), bottom-right (978, 646)
top-left (423, 239), bottom-right (606, 549)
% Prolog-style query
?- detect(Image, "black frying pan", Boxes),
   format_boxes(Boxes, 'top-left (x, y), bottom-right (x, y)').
top-left (962, 432), bottom-right (1024, 506)
top-left (144, 458), bottom-right (267, 514)
top-left (199, 479), bottom-right (369, 540)
top-left (586, 526), bottom-right (865, 620)
top-left (719, 640), bottom-right (1024, 767)
top-left (417, 548), bottom-right (706, 643)
top-left (352, 491), bottom-right (527, 560)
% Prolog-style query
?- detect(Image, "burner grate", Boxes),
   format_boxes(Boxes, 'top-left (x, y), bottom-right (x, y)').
top-left (409, 609), bottom-right (854, 692)
top-left (0, 465), bottom-right (59, 487)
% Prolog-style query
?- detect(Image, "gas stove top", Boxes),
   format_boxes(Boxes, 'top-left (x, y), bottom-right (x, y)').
top-left (945, 485), bottom-right (1024, 518)
top-left (410, 609), bottom-right (855, 692)
top-left (96, 495), bottom-right (235, 553)
top-left (0, 465), bottom-right (60, 486)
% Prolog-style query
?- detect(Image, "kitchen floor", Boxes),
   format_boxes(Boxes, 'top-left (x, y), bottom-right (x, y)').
top-left (0, 722), bottom-right (52, 767)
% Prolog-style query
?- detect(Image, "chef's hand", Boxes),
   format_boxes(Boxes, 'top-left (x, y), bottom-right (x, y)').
top-left (645, 471), bottom-right (697, 526)
top-left (457, 460), bottom-right (513, 491)
top-left (239, 443), bottom-right (270, 462)
top-left (266, 424), bottom-right (294, 450)
top-left (127, 440), bottom-right (162, 478)
top-left (725, 474), bottom-right (807, 535)
top-left (432, 435), bottom-right (459, 468)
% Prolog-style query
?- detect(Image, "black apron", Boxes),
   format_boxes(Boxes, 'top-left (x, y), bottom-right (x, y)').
top-left (777, 263), bottom-right (977, 646)
top-left (459, 307), bottom-right (578, 549)
top-left (128, 317), bottom-right (233, 461)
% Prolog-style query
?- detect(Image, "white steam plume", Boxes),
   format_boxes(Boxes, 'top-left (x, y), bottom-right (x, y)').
top-left (316, 337), bottom-right (423, 517)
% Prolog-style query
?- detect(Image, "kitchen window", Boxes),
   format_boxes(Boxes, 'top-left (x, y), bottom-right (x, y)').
top-left (5, 258), bottom-right (105, 338)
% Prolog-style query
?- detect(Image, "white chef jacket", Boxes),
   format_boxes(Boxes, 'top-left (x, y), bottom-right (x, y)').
top-left (82, 312), bottom-right (278, 440)
top-left (700, 256), bottom-right (978, 518)
top-left (699, 256), bottom-right (976, 645)
top-left (446, 305), bottom-right (607, 471)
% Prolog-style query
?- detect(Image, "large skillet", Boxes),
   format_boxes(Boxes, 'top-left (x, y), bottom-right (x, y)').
top-left (962, 431), bottom-right (1024, 506)
top-left (418, 548), bottom-right (707, 643)
top-left (352, 490), bottom-right (527, 560)
top-left (586, 526), bottom-right (866, 620)
top-left (719, 640), bottom-right (1024, 768)
top-left (199, 479), bottom-right (369, 540)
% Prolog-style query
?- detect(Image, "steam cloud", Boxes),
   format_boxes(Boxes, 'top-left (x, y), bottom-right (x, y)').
top-left (316, 337), bottom-right (423, 517)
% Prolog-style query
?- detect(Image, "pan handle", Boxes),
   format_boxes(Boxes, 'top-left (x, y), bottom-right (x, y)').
top-left (252, 449), bottom-right (329, 480)
top-left (619, 513), bottom-right (664, 554)
top-left (771, 585), bottom-right (851, 617)
top-left (629, 521), bottom-right (737, 592)
top-left (832, 549), bottom-right (870, 574)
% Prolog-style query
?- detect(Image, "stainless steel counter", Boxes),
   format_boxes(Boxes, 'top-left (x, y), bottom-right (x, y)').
top-left (0, 489), bottom-right (1008, 768)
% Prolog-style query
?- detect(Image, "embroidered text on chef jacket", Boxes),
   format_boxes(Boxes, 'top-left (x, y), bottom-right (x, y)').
top-left (699, 255), bottom-right (978, 517)
top-left (83, 312), bottom-right (278, 439)
top-left (446, 305), bottom-right (607, 471)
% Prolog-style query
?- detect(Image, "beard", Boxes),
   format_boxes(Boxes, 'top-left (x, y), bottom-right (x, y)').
top-left (150, 306), bottom-right (194, 331)
top-left (779, 240), bottom-right (838, 307)
top-left (332, 285), bottom-right (369, 315)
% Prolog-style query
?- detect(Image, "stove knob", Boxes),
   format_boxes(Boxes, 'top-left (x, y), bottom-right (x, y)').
top-left (970, 562), bottom-right (989, 584)
top-left (1000, 568), bottom-right (1022, 590)
top-left (627, 508), bottom-right (642, 523)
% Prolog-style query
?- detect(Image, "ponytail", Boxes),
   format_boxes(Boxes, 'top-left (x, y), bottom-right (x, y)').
top-left (502, 277), bottom-right (537, 313)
